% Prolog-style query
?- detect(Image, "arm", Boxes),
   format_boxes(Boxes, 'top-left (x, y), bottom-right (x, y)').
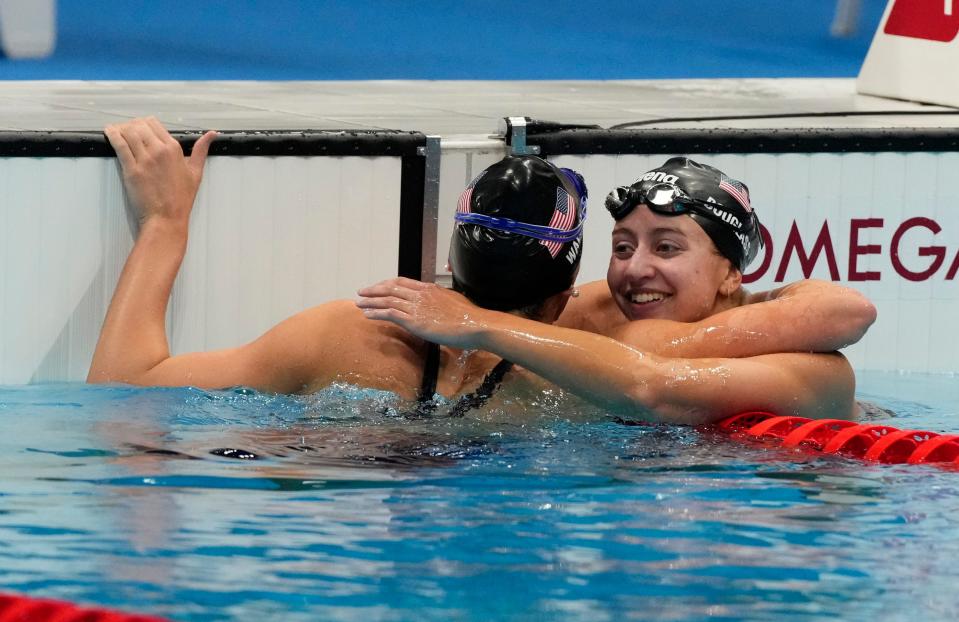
top-left (357, 279), bottom-right (857, 424)
top-left (87, 118), bottom-right (324, 393)
top-left (561, 279), bottom-right (876, 358)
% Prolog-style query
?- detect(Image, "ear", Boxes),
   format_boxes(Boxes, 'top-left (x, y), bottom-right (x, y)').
top-left (719, 262), bottom-right (742, 298)
top-left (540, 289), bottom-right (574, 323)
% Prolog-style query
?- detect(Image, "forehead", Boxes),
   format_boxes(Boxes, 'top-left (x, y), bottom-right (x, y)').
top-left (613, 204), bottom-right (707, 240)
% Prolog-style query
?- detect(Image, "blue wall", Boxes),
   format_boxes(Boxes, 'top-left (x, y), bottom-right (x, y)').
top-left (1, 0), bottom-right (887, 79)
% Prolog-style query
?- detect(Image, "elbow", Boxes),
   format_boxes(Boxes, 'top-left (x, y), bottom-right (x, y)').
top-left (618, 371), bottom-right (683, 424)
top-left (618, 388), bottom-right (711, 426)
top-left (86, 368), bottom-right (130, 385)
top-left (86, 371), bottom-right (106, 384)
top-left (843, 294), bottom-right (878, 346)
top-left (87, 362), bottom-right (148, 386)
top-left (86, 362), bottom-right (113, 384)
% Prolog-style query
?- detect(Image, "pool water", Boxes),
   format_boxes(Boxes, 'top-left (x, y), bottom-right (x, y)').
top-left (1, 371), bottom-right (957, 621)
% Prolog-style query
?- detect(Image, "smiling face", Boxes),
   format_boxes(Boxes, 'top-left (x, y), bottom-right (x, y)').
top-left (607, 206), bottom-right (741, 322)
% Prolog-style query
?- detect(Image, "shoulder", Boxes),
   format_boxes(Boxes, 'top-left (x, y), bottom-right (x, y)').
top-left (287, 299), bottom-right (424, 355)
top-left (255, 299), bottom-right (426, 394)
top-left (557, 280), bottom-right (627, 333)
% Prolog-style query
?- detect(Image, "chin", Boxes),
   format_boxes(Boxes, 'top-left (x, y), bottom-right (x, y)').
top-left (618, 297), bottom-right (671, 321)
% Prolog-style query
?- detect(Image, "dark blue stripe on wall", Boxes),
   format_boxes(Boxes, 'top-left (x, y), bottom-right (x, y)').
top-left (0, 0), bottom-right (887, 80)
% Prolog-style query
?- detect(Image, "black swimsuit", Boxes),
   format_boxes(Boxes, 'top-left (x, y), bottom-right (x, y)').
top-left (405, 342), bottom-right (514, 419)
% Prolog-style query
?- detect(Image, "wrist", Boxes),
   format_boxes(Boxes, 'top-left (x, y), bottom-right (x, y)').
top-left (469, 309), bottom-right (519, 351)
top-left (139, 215), bottom-right (190, 239)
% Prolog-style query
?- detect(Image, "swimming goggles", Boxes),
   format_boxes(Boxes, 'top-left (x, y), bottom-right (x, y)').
top-left (455, 168), bottom-right (588, 243)
top-left (454, 211), bottom-right (585, 243)
top-left (606, 180), bottom-right (748, 229)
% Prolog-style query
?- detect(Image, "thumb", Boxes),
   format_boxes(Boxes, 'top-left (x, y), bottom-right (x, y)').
top-left (187, 130), bottom-right (217, 177)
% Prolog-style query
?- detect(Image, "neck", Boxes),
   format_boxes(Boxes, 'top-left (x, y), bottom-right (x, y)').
top-left (434, 344), bottom-right (504, 397)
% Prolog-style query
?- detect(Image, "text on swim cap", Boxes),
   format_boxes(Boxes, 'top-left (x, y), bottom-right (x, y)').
top-left (641, 172), bottom-right (679, 184)
top-left (704, 196), bottom-right (744, 230)
top-left (565, 238), bottom-right (582, 265)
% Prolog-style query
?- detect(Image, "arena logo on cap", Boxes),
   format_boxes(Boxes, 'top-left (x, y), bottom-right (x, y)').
top-left (641, 171), bottom-right (679, 184)
top-left (884, 0), bottom-right (959, 42)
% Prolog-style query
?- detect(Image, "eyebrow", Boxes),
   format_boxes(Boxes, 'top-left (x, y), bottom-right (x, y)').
top-left (648, 226), bottom-right (688, 237)
top-left (611, 225), bottom-right (689, 238)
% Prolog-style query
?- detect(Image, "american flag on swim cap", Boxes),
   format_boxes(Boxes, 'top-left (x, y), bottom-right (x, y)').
top-left (542, 186), bottom-right (577, 257)
top-left (456, 171), bottom-right (487, 214)
top-left (719, 174), bottom-right (752, 213)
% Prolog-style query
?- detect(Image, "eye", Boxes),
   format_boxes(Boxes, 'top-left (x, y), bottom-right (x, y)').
top-left (612, 241), bottom-right (634, 258)
top-left (655, 240), bottom-right (681, 255)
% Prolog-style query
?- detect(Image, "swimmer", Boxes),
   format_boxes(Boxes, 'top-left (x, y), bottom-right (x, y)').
top-left (357, 158), bottom-right (877, 424)
top-left (87, 117), bottom-right (588, 411)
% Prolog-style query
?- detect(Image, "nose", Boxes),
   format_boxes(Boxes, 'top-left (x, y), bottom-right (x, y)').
top-left (623, 247), bottom-right (657, 282)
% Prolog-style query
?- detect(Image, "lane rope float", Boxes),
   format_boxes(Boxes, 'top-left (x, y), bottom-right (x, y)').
top-left (713, 412), bottom-right (959, 466)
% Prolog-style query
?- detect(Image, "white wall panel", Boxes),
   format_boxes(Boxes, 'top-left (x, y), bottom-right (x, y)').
top-left (435, 149), bottom-right (504, 277)
top-left (539, 152), bottom-right (959, 374)
top-left (5, 147), bottom-right (956, 383)
top-left (0, 155), bottom-right (403, 384)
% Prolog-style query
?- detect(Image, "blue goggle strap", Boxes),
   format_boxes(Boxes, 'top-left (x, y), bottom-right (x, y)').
top-left (454, 212), bottom-right (584, 243)
top-left (559, 168), bottom-right (588, 201)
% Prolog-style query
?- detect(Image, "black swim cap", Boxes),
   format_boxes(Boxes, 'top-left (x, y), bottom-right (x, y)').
top-left (449, 156), bottom-right (586, 311)
top-left (604, 157), bottom-right (763, 271)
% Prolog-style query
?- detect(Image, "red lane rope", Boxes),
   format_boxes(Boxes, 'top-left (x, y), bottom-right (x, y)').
top-left (0, 593), bottom-right (168, 622)
top-left (821, 424), bottom-right (900, 458)
top-left (781, 419), bottom-right (858, 449)
top-left (713, 412), bottom-right (959, 467)
top-left (907, 434), bottom-right (959, 464)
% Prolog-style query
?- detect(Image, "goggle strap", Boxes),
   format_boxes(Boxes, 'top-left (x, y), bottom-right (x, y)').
top-left (454, 212), bottom-right (583, 243)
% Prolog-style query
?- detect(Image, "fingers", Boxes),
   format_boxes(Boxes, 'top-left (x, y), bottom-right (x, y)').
top-left (105, 116), bottom-right (206, 162)
top-left (358, 307), bottom-right (407, 324)
top-left (119, 118), bottom-right (158, 162)
top-left (144, 116), bottom-right (177, 146)
top-left (188, 130), bottom-right (217, 178)
top-left (354, 295), bottom-right (414, 314)
top-left (357, 277), bottom-right (432, 299)
top-left (103, 116), bottom-right (213, 225)
top-left (393, 276), bottom-right (431, 290)
top-left (356, 302), bottom-right (413, 328)
top-left (104, 124), bottom-right (136, 170)
top-left (104, 117), bottom-right (162, 166)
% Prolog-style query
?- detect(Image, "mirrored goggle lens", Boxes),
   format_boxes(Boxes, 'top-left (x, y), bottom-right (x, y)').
top-left (640, 182), bottom-right (694, 215)
top-left (604, 186), bottom-right (632, 218)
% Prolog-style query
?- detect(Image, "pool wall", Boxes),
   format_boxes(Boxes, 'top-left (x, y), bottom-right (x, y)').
top-left (2, 108), bottom-right (958, 381)
top-left (0, 131), bottom-right (425, 384)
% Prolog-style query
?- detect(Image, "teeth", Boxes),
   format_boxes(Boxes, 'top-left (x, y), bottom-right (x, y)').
top-left (631, 292), bottom-right (667, 304)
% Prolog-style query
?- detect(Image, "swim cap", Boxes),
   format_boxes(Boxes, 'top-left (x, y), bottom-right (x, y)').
top-left (449, 156), bottom-right (586, 311)
top-left (604, 157), bottom-right (763, 272)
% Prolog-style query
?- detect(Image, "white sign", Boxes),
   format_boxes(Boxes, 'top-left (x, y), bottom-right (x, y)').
top-left (857, 0), bottom-right (959, 107)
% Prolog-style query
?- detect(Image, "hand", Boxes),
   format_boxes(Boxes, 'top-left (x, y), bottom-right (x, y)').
top-left (356, 277), bottom-right (491, 349)
top-left (104, 117), bottom-right (216, 228)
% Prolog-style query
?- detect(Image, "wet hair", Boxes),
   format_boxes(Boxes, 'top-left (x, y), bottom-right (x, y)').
top-left (449, 155), bottom-right (587, 312)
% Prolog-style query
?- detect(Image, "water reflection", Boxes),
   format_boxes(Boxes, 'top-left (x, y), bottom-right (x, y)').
top-left (0, 381), bottom-right (958, 621)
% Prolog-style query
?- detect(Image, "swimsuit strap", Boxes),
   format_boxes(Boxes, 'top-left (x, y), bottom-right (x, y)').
top-left (419, 341), bottom-right (441, 402)
top-left (403, 344), bottom-right (513, 420)
top-left (447, 358), bottom-right (514, 418)
top-left (398, 341), bottom-right (442, 420)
